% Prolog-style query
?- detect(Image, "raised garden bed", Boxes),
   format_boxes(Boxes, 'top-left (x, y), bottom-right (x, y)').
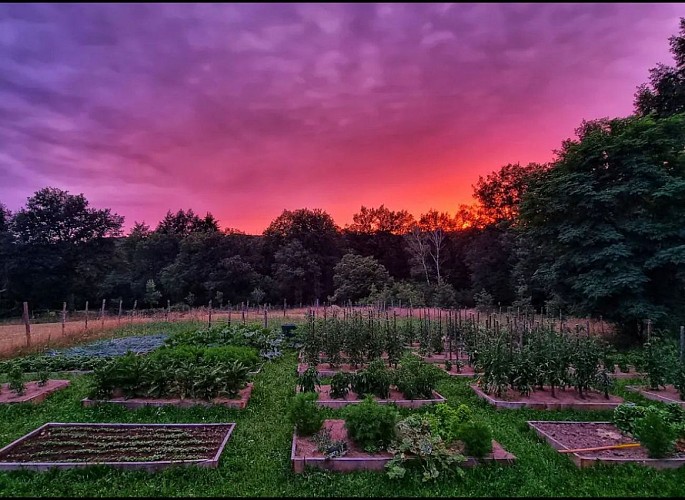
top-left (471, 384), bottom-right (624, 410)
top-left (297, 362), bottom-right (359, 377)
top-left (0, 380), bottom-right (70, 404)
top-left (0, 422), bottom-right (235, 472)
top-left (528, 420), bottom-right (685, 469)
top-left (82, 383), bottom-right (254, 410)
top-left (440, 364), bottom-right (479, 377)
top-left (47, 334), bottom-right (169, 358)
top-left (625, 385), bottom-right (685, 406)
top-left (291, 419), bottom-right (516, 473)
top-left (305, 385), bottom-right (445, 409)
top-left (411, 351), bottom-right (469, 364)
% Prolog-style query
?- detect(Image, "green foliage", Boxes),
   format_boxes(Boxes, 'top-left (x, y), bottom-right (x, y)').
top-left (362, 359), bottom-right (392, 399)
top-left (643, 337), bottom-right (677, 390)
top-left (633, 410), bottom-right (677, 459)
top-left (429, 403), bottom-right (473, 445)
top-left (7, 363), bottom-right (25, 396)
top-left (473, 289), bottom-right (494, 312)
top-left (329, 372), bottom-right (351, 399)
top-left (297, 367), bottom-right (320, 393)
top-left (444, 360), bottom-right (452, 372)
top-left (674, 363), bottom-right (685, 400)
top-left (288, 392), bottom-right (324, 436)
top-left (393, 354), bottom-right (442, 400)
top-left (144, 279), bottom-right (162, 307)
top-left (386, 414), bottom-right (466, 482)
top-left (37, 369), bottom-right (50, 387)
top-left (456, 420), bottom-right (493, 458)
top-left (344, 396), bottom-right (399, 451)
top-left (312, 426), bottom-right (348, 459)
top-left (330, 253), bottom-right (392, 304)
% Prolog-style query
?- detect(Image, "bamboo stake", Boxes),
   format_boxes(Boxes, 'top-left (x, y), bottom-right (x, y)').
top-left (558, 443), bottom-right (639, 454)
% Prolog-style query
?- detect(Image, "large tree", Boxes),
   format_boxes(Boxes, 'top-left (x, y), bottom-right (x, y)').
top-left (330, 253), bottom-right (391, 304)
top-left (518, 114), bottom-right (685, 337)
top-left (635, 17), bottom-right (685, 118)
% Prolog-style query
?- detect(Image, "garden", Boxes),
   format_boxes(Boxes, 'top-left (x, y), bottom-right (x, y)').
top-left (1, 315), bottom-right (685, 496)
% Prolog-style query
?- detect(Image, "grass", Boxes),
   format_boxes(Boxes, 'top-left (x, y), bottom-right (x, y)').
top-left (0, 337), bottom-right (684, 495)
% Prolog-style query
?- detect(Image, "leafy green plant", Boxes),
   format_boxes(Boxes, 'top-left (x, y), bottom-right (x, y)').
top-left (393, 355), bottom-right (442, 400)
top-left (429, 403), bottom-right (473, 444)
top-left (674, 363), bottom-right (685, 401)
top-left (365, 359), bottom-right (392, 399)
top-left (37, 369), bottom-right (50, 387)
top-left (7, 364), bottom-right (25, 396)
top-left (455, 420), bottom-right (493, 458)
top-left (288, 392), bottom-right (324, 436)
top-left (634, 410), bottom-right (677, 458)
top-left (297, 367), bottom-right (320, 393)
top-left (594, 367), bottom-right (614, 400)
top-left (344, 396), bottom-right (398, 451)
top-left (444, 360), bottom-right (452, 372)
top-left (330, 372), bottom-right (351, 399)
top-left (386, 414), bottom-right (466, 482)
top-left (312, 426), bottom-right (348, 459)
top-left (643, 338), bottom-right (676, 390)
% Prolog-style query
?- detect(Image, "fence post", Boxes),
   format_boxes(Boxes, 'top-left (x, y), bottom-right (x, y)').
top-left (131, 299), bottom-right (137, 324)
top-left (208, 300), bottom-right (212, 328)
top-left (680, 326), bottom-right (684, 364)
top-left (85, 300), bottom-right (89, 329)
top-left (263, 306), bottom-right (267, 328)
top-left (61, 301), bottom-right (66, 340)
top-left (284, 298), bottom-right (286, 318)
top-left (22, 301), bottom-right (31, 347)
top-left (101, 299), bottom-right (106, 328)
top-left (118, 299), bottom-right (122, 325)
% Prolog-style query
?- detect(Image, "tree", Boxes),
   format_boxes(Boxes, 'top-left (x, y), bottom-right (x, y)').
top-left (330, 253), bottom-right (391, 304)
top-left (473, 163), bottom-right (547, 224)
top-left (144, 279), bottom-right (162, 308)
top-left (518, 114), bottom-right (685, 338)
top-left (12, 187), bottom-right (123, 244)
top-left (155, 209), bottom-right (219, 236)
top-left (272, 239), bottom-right (322, 305)
top-left (635, 18), bottom-right (685, 118)
top-left (347, 205), bottom-right (415, 234)
top-left (250, 287), bottom-right (265, 305)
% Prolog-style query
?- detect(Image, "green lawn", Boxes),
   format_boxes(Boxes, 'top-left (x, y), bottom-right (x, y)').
top-left (1, 350), bottom-right (684, 496)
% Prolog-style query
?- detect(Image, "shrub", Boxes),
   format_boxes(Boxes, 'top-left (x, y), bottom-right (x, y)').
top-left (330, 372), bottom-right (351, 399)
top-left (344, 396), bottom-right (399, 451)
top-left (364, 359), bottom-right (392, 399)
top-left (456, 420), bottom-right (493, 458)
top-left (613, 403), bottom-right (648, 434)
top-left (393, 355), bottom-right (442, 400)
top-left (37, 369), bottom-right (50, 387)
top-left (298, 367), bottom-right (321, 393)
top-left (288, 392), bottom-right (324, 436)
top-left (386, 414), bottom-right (465, 482)
top-left (429, 403), bottom-right (473, 445)
top-left (634, 410), bottom-right (677, 458)
top-left (7, 364), bottom-right (25, 396)
top-left (643, 338), bottom-right (676, 390)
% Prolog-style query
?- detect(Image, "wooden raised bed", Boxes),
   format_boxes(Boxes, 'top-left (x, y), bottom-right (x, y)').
top-left (471, 384), bottom-right (624, 411)
top-left (305, 385), bottom-right (445, 409)
top-left (625, 385), bottom-right (685, 407)
top-left (82, 383), bottom-right (253, 410)
top-left (292, 419), bottom-right (516, 473)
top-left (0, 422), bottom-right (235, 472)
top-left (0, 380), bottom-right (70, 404)
top-left (528, 420), bottom-right (685, 469)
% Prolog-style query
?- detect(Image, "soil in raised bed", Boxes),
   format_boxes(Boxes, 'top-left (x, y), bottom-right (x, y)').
top-left (0, 380), bottom-right (70, 404)
top-left (313, 385), bottom-right (442, 404)
top-left (0, 424), bottom-right (232, 463)
top-left (627, 385), bottom-right (684, 403)
top-left (530, 421), bottom-right (685, 460)
top-left (473, 384), bottom-right (623, 404)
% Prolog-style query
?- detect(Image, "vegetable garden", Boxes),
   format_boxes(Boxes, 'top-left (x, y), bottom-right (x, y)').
top-left (1, 314), bottom-right (685, 496)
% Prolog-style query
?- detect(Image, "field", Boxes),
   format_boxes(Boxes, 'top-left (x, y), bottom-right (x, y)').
top-left (0, 320), bottom-right (683, 497)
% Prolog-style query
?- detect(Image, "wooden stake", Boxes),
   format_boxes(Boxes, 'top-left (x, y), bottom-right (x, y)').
top-left (85, 300), bottom-right (89, 329)
top-left (101, 299), bottom-right (106, 328)
top-left (559, 443), bottom-right (639, 454)
top-left (61, 301), bottom-right (67, 340)
top-left (208, 299), bottom-right (213, 327)
top-left (22, 301), bottom-right (31, 347)
top-left (118, 299), bottom-right (123, 325)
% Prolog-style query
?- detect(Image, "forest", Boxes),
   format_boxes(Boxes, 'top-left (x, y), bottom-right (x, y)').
top-left (1, 19), bottom-right (684, 342)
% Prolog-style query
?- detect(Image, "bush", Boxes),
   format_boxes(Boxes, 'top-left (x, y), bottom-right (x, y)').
top-left (455, 420), bottom-right (493, 458)
top-left (386, 414), bottom-right (465, 482)
top-left (298, 367), bottom-right (320, 393)
top-left (393, 355), bottom-right (442, 400)
top-left (364, 359), bottom-right (392, 399)
top-left (330, 372), bottom-right (351, 399)
top-left (288, 392), bottom-right (324, 436)
top-left (634, 410), bottom-right (677, 458)
top-left (344, 396), bottom-right (399, 451)
top-left (7, 363), bottom-right (25, 396)
top-left (429, 403), bottom-right (473, 445)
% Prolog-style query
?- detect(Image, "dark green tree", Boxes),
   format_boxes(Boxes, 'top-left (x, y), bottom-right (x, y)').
top-left (330, 253), bottom-right (391, 304)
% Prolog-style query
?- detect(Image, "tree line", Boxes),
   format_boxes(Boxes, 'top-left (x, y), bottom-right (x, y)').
top-left (1, 19), bottom-right (684, 341)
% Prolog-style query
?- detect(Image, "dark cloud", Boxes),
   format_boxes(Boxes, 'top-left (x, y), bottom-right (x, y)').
top-left (0, 3), bottom-right (681, 232)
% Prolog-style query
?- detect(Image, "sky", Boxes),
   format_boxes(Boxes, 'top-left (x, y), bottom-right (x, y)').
top-left (0, 3), bottom-right (682, 234)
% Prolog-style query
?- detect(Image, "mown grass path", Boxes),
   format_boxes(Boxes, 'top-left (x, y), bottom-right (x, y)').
top-left (1, 352), bottom-right (684, 496)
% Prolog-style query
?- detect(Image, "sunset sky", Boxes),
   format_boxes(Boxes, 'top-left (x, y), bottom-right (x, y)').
top-left (0, 3), bottom-right (682, 234)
